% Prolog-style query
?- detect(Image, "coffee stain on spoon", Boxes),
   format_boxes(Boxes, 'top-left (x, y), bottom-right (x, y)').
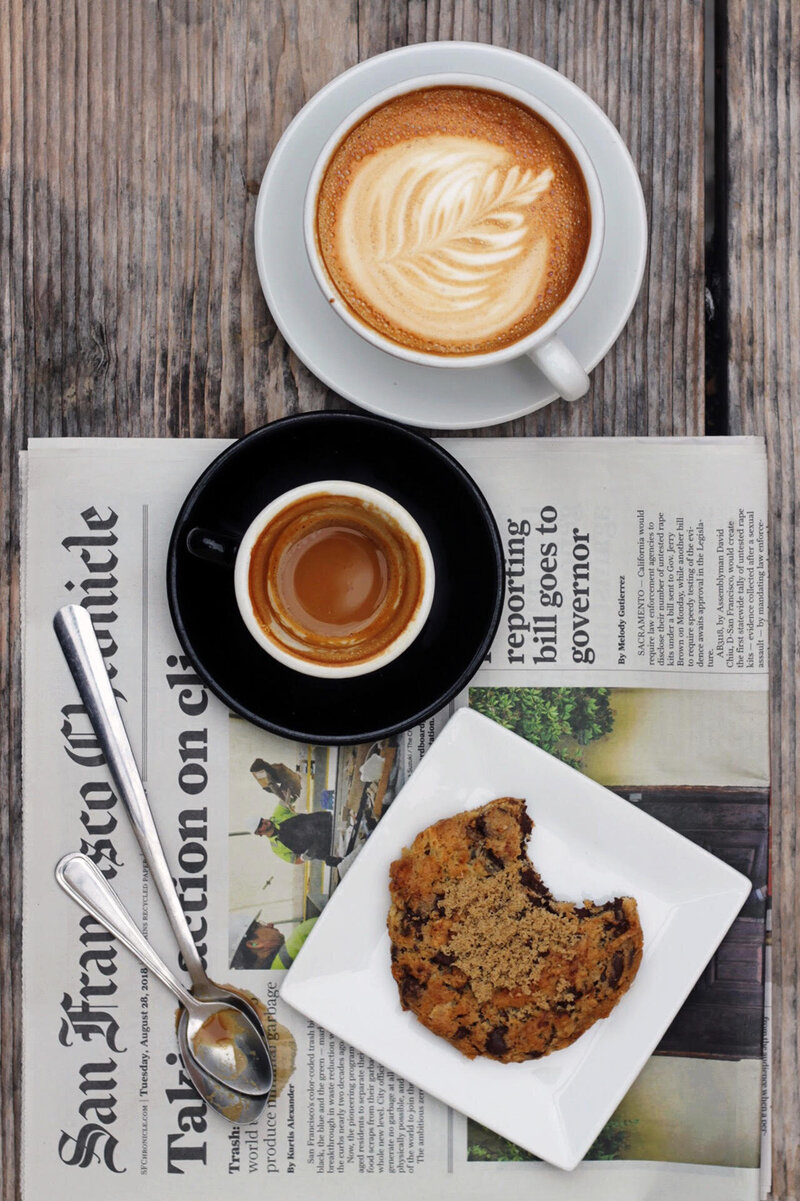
top-left (192, 1008), bottom-right (255, 1087)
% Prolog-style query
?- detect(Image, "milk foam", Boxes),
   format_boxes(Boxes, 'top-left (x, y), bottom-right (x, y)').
top-left (333, 135), bottom-right (555, 347)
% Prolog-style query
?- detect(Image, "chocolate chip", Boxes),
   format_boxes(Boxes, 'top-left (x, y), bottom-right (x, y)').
top-left (613, 900), bottom-right (630, 934)
top-left (431, 950), bottom-right (456, 968)
top-left (472, 815), bottom-right (488, 839)
top-left (554, 989), bottom-right (583, 1011)
top-left (520, 866), bottom-right (549, 898)
top-left (401, 913), bottom-right (425, 937)
top-left (482, 847), bottom-right (505, 873)
top-left (606, 951), bottom-right (624, 988)
top-left (485, 1026), bottom-right (508, 1056)
top-left (400, 974), bottom-right (422, 1006)
top-left (454, 1025), bottom-right (472, 1040)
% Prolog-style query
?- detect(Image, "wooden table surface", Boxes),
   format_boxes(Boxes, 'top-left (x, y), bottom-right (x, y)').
top-left (0, 2), bottom-right (797, 1197)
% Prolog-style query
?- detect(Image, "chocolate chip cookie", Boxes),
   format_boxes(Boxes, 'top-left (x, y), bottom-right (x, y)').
top-left (388, 797), bottom-right (643, 1062)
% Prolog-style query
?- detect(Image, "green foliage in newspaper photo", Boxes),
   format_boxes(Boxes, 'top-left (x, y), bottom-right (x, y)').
top-left (466, 1116), bottom-right (638, 1162)
top-left (469, 687), bottom-right (615, 770)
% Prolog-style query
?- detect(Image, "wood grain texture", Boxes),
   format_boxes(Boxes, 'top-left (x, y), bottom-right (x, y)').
top-left (0, 2), bottom-right (23, 1197)
top-left (725, 4), bottom-right (800, 1197)
top-left (1, 3), bottom-right (705, 1200)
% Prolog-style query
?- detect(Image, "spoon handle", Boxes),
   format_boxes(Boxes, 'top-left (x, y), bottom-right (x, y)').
top-left (54, 604), bottom-right (209, 991)
top-left (55, 852), bottom-right (199, 1013)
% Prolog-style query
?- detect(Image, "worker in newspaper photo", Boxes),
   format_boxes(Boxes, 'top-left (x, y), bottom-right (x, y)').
top-left (228, 722), bottom-right (403, 971)
top-left (248, 756), bottom-right (342, 866)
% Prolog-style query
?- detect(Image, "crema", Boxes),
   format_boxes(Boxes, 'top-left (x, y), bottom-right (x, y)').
top-left (247, 492), bottom-right (426, 668)
top-left (315, 86), bottom-right (591, 356)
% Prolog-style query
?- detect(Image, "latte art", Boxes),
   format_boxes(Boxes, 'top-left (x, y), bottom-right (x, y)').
top-left (336, 137), bottom-right (554, 346)
top-left (315, 87), bottom-right (591, 356)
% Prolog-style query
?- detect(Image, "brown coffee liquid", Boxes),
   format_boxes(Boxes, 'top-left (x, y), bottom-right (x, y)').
top-left (248, 493), bottom-right (425, 667)
top-left (316, 86), bottom-right (592, 356)
top-left (280, 525), bottom-right (389, 631)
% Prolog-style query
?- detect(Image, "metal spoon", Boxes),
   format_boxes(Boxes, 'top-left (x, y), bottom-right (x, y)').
top-left (56, 853), bottom-right (271, 1113)
top-left (54, 604), bottom-right (274, 1097)
top-left (177, 1015), bottom-right (266, 1126)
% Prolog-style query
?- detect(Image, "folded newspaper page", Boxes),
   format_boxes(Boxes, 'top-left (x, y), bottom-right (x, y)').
top-left (21, 436), bottom-right (770, 1201)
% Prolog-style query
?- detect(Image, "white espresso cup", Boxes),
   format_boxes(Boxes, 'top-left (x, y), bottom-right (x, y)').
top-left (303, 73), bottom-right (605, 403)
top-left (233, 480), bottom-right (436, 679)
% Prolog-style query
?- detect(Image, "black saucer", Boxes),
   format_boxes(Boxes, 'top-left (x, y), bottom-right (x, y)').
top-left (166, 412), bottom-right (504, 745)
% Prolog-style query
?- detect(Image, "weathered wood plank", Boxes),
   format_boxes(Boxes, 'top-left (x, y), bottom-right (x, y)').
top-left (0, 0), bottom-right (24, 1196)
top-left (0, 4), bottom-right (706, 1200)
top-left (5, 0), bottom-right (706, 446)
top-left (725, 4), bottom-right (800, 1197)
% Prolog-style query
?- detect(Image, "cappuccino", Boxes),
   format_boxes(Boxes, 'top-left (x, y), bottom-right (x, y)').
top-left (314, 86), bottom-right (591, 357)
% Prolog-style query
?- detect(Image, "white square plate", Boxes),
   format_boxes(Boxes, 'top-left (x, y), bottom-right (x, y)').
top-left (280, 708), bottom-right (751, 1170)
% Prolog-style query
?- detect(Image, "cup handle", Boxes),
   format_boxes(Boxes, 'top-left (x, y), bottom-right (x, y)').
top-left (527, 336), bottom-right (590, 403)
top-left (186, 527), bottom-right (239, 567)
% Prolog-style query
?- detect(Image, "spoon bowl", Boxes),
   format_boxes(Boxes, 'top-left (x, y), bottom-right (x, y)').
top-left (177, 1018), bottom-right (267, 1124)
top-left (183, 997), bottom-right (273, 1096)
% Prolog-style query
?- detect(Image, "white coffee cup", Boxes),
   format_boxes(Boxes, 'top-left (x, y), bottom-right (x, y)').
top-left (303, 73), bottom-right (605, 403)
top-left (233, 480), bottom-right (436, 679)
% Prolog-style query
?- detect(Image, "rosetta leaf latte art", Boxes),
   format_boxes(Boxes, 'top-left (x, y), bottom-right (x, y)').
top-left (335, 135), bottom-right (561, 347)
top-left (372, 152), bottom-right (555, 311)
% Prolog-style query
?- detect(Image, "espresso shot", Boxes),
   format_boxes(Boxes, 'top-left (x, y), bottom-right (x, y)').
top-left (244, 489), bottom-right (431, 671)
top-left (314, 85), bottom-right (591, 357)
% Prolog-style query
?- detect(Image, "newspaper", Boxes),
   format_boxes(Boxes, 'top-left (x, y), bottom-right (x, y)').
top-left (21, 436), bottom-right (770, 1201)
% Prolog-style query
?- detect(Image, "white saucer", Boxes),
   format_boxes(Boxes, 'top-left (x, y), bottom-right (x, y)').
top-left (255, 43), bottom-right (647, 431)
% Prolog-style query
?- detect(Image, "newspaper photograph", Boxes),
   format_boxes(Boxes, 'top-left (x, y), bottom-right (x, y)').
top-left (21, 436), bottom-right (769, 1201)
